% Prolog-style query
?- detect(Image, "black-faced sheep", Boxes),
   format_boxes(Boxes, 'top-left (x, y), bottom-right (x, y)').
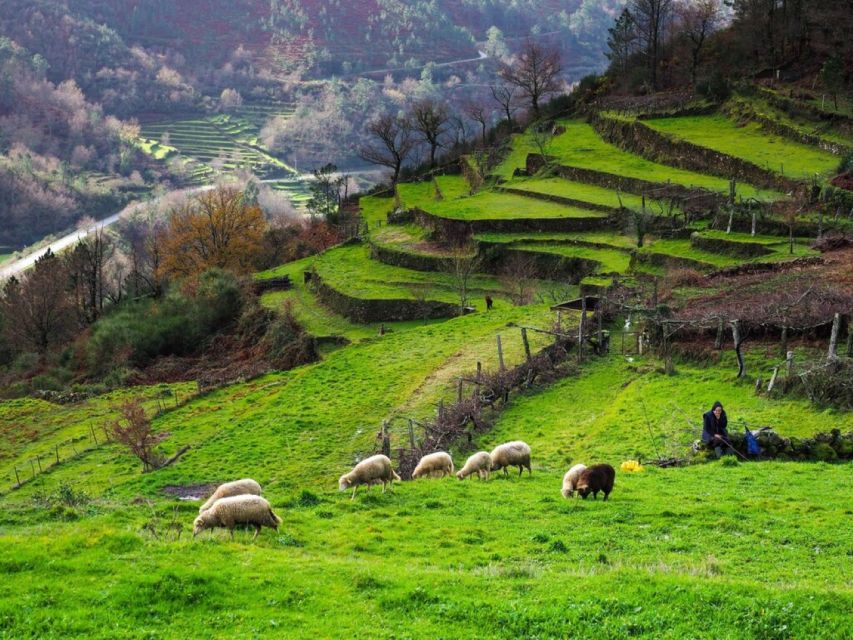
top-left (193, 495), bottom-right (282, 540)
top-left (576, 464), bottom-right (616, 500)
top-left (412, 451), bottom-right (454, 479)
top-left (489, 441), bottom-right (531, 476)
top-left (198, 478), bottom-right (262, 513)
top-left (338, 454), bottom-right (401, 499)
top-left (456, 451), bottom-right (492, 480)
top-left (561, 463), bottom-right (587, 498)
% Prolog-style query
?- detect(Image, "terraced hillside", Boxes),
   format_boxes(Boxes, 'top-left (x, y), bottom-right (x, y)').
top-left (1, 98), bottom-right (851, 639)
top-left (138, 102), bottom-right (312, 204)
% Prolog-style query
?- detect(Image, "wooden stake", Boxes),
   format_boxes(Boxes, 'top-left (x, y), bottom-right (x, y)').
top-left (714, 317), bottom-right (724, 350)
top-left (14, 467), bottom-right (20, 487)
top-left (55, 446), bottom-right (60, 464)
top-left (36, 456), bottom-right (42, 472)
top-left (827, 313), bottom-right (841, 363)
top-left (731, 320), bottom-right (746, 378)
top-left (767, 367), bottom-right (779, 393)
top-left (496, 335), bottom-right (505, 371)
top-left (521, 328), bottom-right (531, 363)
top-left (473, 362), bottom-right (482, 400)
top-left (786, 351), bottom-right (794, 377)
top-left (578, 297), bottom-right (587, 363)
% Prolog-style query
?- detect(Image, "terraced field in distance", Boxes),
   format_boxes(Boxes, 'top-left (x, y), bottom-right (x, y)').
top-left (137, 102), bottom-right (313, 204)
top-left (644, 113), bottom-right (841, 179)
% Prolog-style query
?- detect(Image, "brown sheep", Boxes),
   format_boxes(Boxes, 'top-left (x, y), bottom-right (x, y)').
top-left (576, 464), bottom-right (616, 501)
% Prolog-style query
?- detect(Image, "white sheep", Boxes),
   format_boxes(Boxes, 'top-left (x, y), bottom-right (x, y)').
top-left (193, 495), bottom-right (282, 540)
top-left (561, 463), bottom-right (587, 498)
top-left (456, 451), bottom-right (492, 480)
top-left (489, 440), bottom-right (532, 476)
top-left (198, 478), bottom-right (262, 513)
top-left (338, 454), bottom-right (401, 499)
top-left (411, 451), bottom-right (455, 479)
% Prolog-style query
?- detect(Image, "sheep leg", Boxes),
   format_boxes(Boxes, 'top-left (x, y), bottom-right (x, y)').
top-left (381, 481), bottom-right (386, 494)
top-left (229, 527), bottom-right (235, 540)
top-left (517, 465), bottom-right (523, 477)
top-left (252, 525), bottom-right (261, 541)
top-left (526, 463), bottom-right (532, 476)
top-left (351, 485), bottom-right (358, 500)
top-left (603, 491), bottom-right (610, 502)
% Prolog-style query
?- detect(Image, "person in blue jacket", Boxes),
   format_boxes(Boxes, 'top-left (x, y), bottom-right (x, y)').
top-left (702, 401), bottom-right (729, 458)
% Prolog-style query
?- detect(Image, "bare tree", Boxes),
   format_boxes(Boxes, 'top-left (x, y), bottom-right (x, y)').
top-left (499, 40), bottom-right (562, 120)
top-left (443, 248), bottom-right (483, 312)
top-left (464, 101), bottom-right (492, 147)
top-left (677, 0), bottom-right (722, 85)
top-left (65, 228), bottom-right (114, 325)
top-left (448, 114), bottom-right (471, 148)
top-left (500, 253), bottom-right (539, 305)
top-left (631, 0), bottom-right (675, 90)
top-left (410, 99), bottom-right (450, 168)
top-left (359, 113), bottom-right (416, 186)
top-left (0, 250), bottom-right (76, 355)
top-left (489, 82), bottom-right (521, 131)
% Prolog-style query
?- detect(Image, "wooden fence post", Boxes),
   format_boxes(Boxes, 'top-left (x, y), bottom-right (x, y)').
top-left (408, 419), bottom-right (416, 450)
top-left (521, 328), bottom-right (532, 364)
top-left (786, 351), bottom-right (794, 377)
top-left (714, 317), bottom-right (724, 350)
top-left (473, 362), bottom-right (482, 400)
top-left (767, 367), bottom-right (780, 393)
top-left (55, 445), bottom-right (60, 464)
top-left (381, 420), bottom-right (391, 459)
top-left (496, 335), bottom-right (505, 371)
top-left (14, 467), bottom-right (20, 487)
top-left (578, 297), bottom-right (587, 363)
top-left (827, 313), bottom-right (841, 363)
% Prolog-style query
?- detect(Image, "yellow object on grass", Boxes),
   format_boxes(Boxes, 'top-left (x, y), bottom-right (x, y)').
top-left (621, 460), bottom-right (644, 472)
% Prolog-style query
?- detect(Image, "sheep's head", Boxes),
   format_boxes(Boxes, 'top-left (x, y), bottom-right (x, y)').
top-left (577, 484), bottom-right (591, 499)
top-left (411, 468), bottom-right (422, 479)
top-left (561, 487), bottom-right (574, 499)
top-left (192, 513), bottom-right (211, 537)
top-left (455, 470), bottom-right (465, 480)
top-left (338, 474), bottom-right (351, 491)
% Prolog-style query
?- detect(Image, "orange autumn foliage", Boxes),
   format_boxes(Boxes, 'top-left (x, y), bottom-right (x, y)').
top-left (158, 187), bottom-right (267, 280)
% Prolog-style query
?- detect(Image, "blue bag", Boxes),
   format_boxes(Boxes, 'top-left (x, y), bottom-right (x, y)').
top-left (744, 427), bottom-right (761, 456)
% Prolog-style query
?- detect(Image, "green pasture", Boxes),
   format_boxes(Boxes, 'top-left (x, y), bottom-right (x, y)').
top-left (503, 176), bottom-right (647, 211)
top-left (512, 243), bottom-right (633, 275)
top-left (0, 348), bottom-right (850, 639)
top-left (645, 114), bottom-right (840, 179)
top-left (476, 231), bottom-right (639, 250)
top-left (638, 237), bottom-right (816, 270)
top-left (495, 121), bottom-right (779, 200)
top-left (397, 177), bottom-right (609, 222)
top-left (727, 96), bottom-right (853, 152)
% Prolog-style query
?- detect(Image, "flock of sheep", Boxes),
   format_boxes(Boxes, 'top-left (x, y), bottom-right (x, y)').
top-left (192, 440), bottom-right (616, 540)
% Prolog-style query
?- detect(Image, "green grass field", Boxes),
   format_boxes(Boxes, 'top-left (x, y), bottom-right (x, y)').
top-left (644, 114), bottom-right (841, 179)
top-left (397, 177), bottom-right (609, 222)
top-left (1, 347), bottom-right (850, 639)
top-left (495, 121), bottom-right (781, 201)
top-left (2, 96), bottom-right (851, 639)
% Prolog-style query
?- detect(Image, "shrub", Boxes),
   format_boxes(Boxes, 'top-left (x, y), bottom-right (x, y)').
top-left (697, 71), bottom-right (731, 103)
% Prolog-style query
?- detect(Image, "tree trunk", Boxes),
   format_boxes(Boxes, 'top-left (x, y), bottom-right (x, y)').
top-left (731, 320), bottom-right (745, 378)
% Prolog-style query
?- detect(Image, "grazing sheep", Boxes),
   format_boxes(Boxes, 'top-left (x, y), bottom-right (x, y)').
top-left (489, 441), bottom-right (532, 476)
top-left (339, 454), bottom-right (401, 499)
top-left (561, 463), bottom-right (587, 498)
top-left (412, 451), bottom-right (455, 479)
top-left (576, 464), bottom-right (616, 501)
top-left (193, 495), bottom-right (282, 540)
top-left (456, 451), bottom-right (492, 480)
top-left (198, 478), bottom-right (262, 513)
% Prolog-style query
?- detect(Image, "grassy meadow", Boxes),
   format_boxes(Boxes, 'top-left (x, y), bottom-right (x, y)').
top-left (644, 114), bottom-right (841, 179)
top-left (2, 97), bottom-right (851, 639)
